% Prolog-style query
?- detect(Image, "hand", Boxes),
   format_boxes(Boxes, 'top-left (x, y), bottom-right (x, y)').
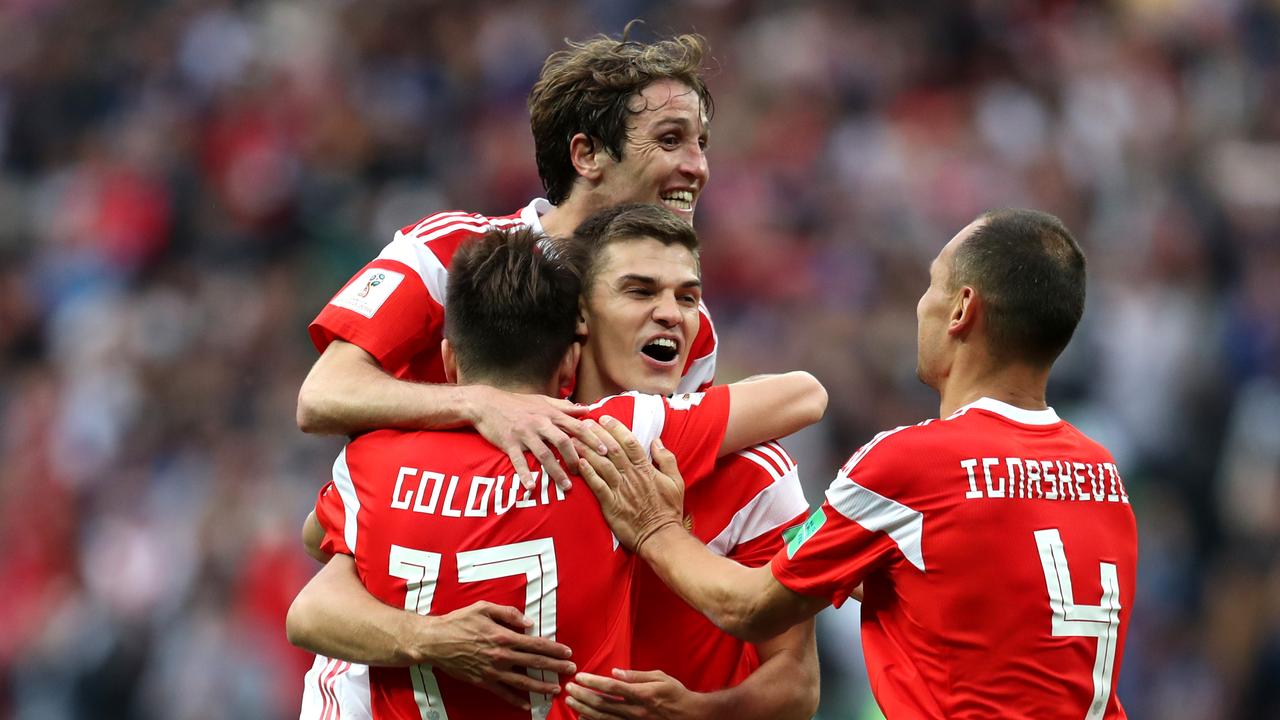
top-left (574, 417), bottom-right (685, 554)
top-left (467, 385), bottom-right (606, 491)
top-left (566, 669), bottom-right (710, 720)
top-left (417, 601), bottom-right (577, 710)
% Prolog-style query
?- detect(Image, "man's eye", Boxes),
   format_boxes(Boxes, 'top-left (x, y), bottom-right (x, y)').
top-left (679, 294), bottom-right (699, 305)
top-left (660, 135), bottom-right (680, 148)
top-left (626, 287), bottom-right (654, 297)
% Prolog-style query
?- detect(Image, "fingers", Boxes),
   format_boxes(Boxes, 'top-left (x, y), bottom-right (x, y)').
top-left (564, 683), bottom-right (634, 720)
top-left (545, 398), bottom-right (591, 416)
top-left (479, 602), bottom-right (534, 631)
top-left (572, 672), bottom-right (637, 698)
top-left (505, 447), bottom-right (536, 492)
top-left (490, 668), bottom-right (561, 696)
top-left (481, 680), bottom-right (533, 710)
top-left (650, 438), bottom-right (683, 482)
top-left (599, 416), bottom-right (648, 465)
top-left (611, 668), bottom-right (670, 683)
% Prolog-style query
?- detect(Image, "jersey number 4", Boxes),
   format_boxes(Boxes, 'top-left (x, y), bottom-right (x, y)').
top-left (1034, 528), bottom-right (1122, 720)
top-left (389, 538), bottom-right (558, 720)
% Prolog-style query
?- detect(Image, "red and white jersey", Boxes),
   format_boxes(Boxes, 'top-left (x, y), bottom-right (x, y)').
top-left (308, 198), bottom-right (718, 392)
top-left (772, 397), bottom-right (1137, 720)
top-left (631, 442), bottom-right (809, 690)
top-left (312, 386), bottom-right (730, 720)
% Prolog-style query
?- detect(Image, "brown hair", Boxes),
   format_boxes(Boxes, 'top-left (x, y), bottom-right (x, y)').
top-left (529, 23), bottom-right (713, 204)
top-left (565, 203), bottom-right (700, 291)
top-left (445, 227), bottom-right (582, 385)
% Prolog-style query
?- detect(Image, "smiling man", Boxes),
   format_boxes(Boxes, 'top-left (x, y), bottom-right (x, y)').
top-left (297, 28), bottom-right (717, 487)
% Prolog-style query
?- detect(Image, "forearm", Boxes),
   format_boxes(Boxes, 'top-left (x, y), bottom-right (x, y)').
top-left (638, 526), bottom-right (791, 643)
top-left (700, 620), bottom-right (819, 720)
top-left (286, 556), bottom-right (425, 666)
top-left (721, 372), bottom-right (828, 456)
top-left (296, 340), bottom-right (478, 435)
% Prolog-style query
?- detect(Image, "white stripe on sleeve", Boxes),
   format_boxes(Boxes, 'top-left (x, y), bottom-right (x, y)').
top-left (331, 448), bottom-right (361, 554)
top-left (707, 450), bottom-right (809, 556)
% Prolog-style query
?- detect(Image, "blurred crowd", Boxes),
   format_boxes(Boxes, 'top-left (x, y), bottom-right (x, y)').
top-left (0, 0), bottom-right (1277, 718)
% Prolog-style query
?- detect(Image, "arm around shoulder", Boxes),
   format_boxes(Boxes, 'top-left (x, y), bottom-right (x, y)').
top-left (296, 339), bottom-right (473, 436)
top-left (720, 372), bottom-right (828, 456)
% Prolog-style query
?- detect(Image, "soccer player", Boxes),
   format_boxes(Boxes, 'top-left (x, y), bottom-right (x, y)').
top-left (292, 204), bottom-right (820, 718)
top-left (574, 209), bottom-right (1139, 720)
top-left (304, 225), bottom-right (825, 719)
top-left (297, 28), bottom-right (716, 489)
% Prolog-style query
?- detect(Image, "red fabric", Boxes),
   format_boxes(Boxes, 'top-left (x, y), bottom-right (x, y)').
top-left (632, 443), bottom-right (808, 692)
top-left (314, 388), bottom-right (731, 719)
top-left (772, 406), bottom-right (1137, 719)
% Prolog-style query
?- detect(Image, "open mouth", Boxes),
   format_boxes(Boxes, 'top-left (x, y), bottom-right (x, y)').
top-left (641, 337), bottom-right (679, 364)
top-left (661, 190), bottom-right (694, 212)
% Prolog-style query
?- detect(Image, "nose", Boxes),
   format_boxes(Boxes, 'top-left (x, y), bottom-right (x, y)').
top-left (652, 292), bottom-right (682, 327)
top-left (681, 144), bottom-right (709, 187)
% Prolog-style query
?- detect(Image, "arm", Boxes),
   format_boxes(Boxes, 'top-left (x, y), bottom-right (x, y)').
top-left (301, 510), bottom-right (330, 564)
top-left (285, 554), bottom-right (577, 707)
top-left (297, 339), bottom-right (599, 487)
top-left (578, 419), bottom-right (829, 642)
top-left (720, 372), bottom-right (827, 457)
top-left (566, 619), bottom-right (819, 720)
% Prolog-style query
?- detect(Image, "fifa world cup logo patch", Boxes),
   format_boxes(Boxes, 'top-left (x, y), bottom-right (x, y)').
top-left (358, 273), bottom-right (386, 298)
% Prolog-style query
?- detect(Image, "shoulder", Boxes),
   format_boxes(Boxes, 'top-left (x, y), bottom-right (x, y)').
top-left (390, 208), bottom-right (527, 261)
top-left (840, 418), bottom-right (947, 476)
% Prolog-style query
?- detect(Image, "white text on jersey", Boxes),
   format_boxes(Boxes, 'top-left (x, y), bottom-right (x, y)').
top-left (390, 466), bottom-right (566, 517)
top-left (960, 457), bottom-right (1130, 503)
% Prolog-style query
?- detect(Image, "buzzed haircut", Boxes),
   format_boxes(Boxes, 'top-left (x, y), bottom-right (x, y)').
top-left (528, 23), bottom-right (713, 205)
top-left (566, 203), bottom-right (701, 291)
top-left (951, 209), bottom-right (1087, 365)
top-left (445, 227), bottom-right (582, 386)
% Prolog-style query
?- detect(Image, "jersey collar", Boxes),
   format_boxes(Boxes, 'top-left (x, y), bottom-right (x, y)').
top-left (519, 197), bottom-right (554, 235)
top-left (956, 396), bottom-right (1061, 425)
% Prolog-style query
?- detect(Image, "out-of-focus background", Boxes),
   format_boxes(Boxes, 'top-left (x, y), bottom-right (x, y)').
top-left (1, 0), bottom-right (1277, 718)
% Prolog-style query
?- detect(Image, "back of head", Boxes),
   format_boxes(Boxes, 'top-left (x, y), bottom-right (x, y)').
top-left (567, 202), bottom-right (701, 290)
top-left (529, 22), bottom-right (713, 205)
top-left (953, 209), bottom-right (1086, 366)
top-left (445, 228), bottom-right (582, 386)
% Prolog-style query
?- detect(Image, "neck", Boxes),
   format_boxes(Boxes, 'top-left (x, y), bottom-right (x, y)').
top-left (456, 373), bottom-right (554, 397)
top-left (935, 354), bottom-right (1051, 418)
top-left (539, 193), bottom-right (599, 238)
top-left (569, 354), bottom-right (618, 405)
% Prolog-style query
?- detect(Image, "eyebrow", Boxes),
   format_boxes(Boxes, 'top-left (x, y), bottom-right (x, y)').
top-left (617, 273), bottom-right (702, 289)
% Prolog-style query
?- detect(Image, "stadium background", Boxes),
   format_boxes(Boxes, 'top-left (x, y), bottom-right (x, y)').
top-left (0, 0), bottom-right (1277, 717)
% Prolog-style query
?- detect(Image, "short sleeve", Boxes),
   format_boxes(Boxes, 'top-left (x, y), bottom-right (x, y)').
top-left (704, 443), bottom-right (811, 565)
top-left (315, 481), bottom-right (352, 557)
top-left (308, 258), bottom-right (444, 372)
top-left (771, 433), bottom-right (924, 607)
top-left (658, 385), bottom-right (731, 486)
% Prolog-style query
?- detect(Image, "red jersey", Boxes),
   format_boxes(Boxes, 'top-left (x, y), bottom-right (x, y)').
top-left (772, 397), bottom-right (1137, 720)
top-left (308, 199), bottom-right (718, 392)
top-left (315, 387), bottom-right (730, 720)
top-left (631, 442), bottom-right (809, 690)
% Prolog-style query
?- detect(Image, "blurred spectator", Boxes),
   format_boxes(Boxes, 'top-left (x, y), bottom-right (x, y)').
top-left (0, 1), bottom-right (1276, 718)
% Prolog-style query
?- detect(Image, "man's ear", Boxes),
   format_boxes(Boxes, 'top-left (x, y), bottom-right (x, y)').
top-left (441, 338), bottom-right (458, 384)
top-left (575, 297), bottom-right (590, 340)
top-left (947, 286), bottom-right (980, 339)
top-left (556, 341), bottom-right (582, 398)
top-left (569, 133), bottom-right (605, 182)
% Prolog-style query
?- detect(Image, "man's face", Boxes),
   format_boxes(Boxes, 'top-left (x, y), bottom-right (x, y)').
top-left (578, 236), bottom-right (702, 399)
top-left (595, 79), bottom-right (710, 223)
top-left (916, 220), bottom-right (981, 388)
